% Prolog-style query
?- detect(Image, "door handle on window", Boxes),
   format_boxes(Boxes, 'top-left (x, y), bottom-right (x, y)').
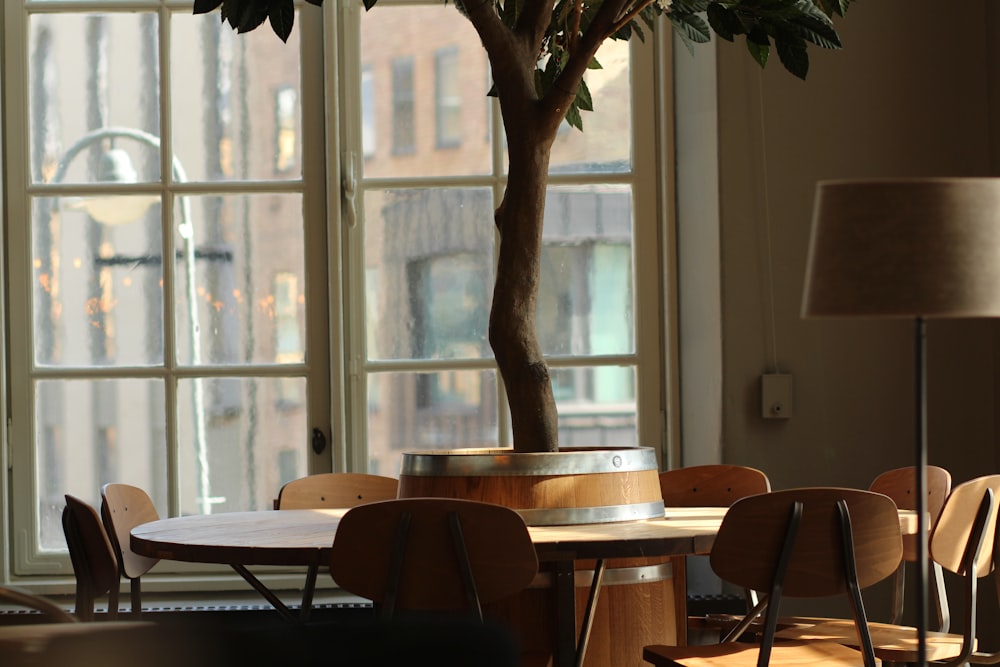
top-left (312, 428), bottom-right (327, 455)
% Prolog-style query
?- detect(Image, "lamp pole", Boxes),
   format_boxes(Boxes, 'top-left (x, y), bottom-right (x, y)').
top-left (53, 126), bottom-right (215, 515)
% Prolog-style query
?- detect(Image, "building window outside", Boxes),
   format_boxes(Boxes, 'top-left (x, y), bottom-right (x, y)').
top-left (434, 46), bottom-right (461, 148)
top-left (391, 56), bottom-right (415, 155)
top-left (361, 65), bottom-right (376, 159)
top-left (274, 86), bottom-right (298, 173)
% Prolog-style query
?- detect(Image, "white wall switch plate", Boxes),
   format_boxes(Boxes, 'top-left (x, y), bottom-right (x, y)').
top-left (761, 373), bottom-right (793, 419)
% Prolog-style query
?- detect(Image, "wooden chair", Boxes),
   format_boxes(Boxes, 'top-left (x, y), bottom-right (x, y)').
top-left (274, 472), bottom-right (399, 618)
top-left (777, 474), bottom-right (1000, 665)
top-left (0, 585), bottom-right (78, 623)
top-left (869, 465), bottom-right (952, 631)
top-left (659, 464), bottom-right (771, 638)
top-left (329, 497), bottom-right (538, 621)
top-left (100, 483), bottom-right (161, 618)
top-left (659, 464), bottom-right (771, 508)
top-left (644, 487), bottom-right (903, 667)
top-left (62, 494), bottom-right (121, 621)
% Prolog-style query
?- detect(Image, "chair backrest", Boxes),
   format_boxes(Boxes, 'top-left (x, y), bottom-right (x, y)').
top-left (63, 494), bottom-right (120, 620)
top-left (931, 474), bottom-right (1000, 577)
top-left (100, 483), bottom-right (160, 580)
top-left (870, 465), bottom-right (952, 562)
top-left (274, 472), bottom-right (399, 510)
top-left (659, 464), bottom-right (771, 507)
top-left (711, 487), bottom-right (902, 598)
top-left (329, 498), bottom-right (538, 619)
top-left (0, 586), bottom-right (78, 623)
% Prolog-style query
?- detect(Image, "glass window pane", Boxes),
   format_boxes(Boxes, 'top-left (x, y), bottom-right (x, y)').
top-left (29, 13), bottom-right (161, 184)
top-left (170, 12), bottom-right (303, 182)
top-left (361, 4), bottom-right (491, 177)
top-left (36, 378), bottom-right (167, 550)
top-left (554, 366), bottom-right (637, 447)
top-left (538, 185), bottom-right (634, 356)
top-left (548, 39), bottom-right (632, 174)
top-left (177, 376), bottom-right (308, 515)
top-left (364, 188), bottom-right (494, 361)
top-left (367, 370), bottom-right (499, 476)
top-left (175, 193), bottom-right (306, 366)
top-left (32, 196), bottom-right (165, 367)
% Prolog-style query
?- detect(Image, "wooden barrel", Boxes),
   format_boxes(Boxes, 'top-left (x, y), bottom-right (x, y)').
top-left (398, 447), bottom-right (678, 667)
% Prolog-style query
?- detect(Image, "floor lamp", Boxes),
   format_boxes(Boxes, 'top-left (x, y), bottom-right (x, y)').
top-left (801, 178), bottom-right (1000, 665)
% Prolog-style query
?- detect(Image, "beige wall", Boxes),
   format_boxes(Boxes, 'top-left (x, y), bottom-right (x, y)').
top-left (678, 0), bottom-right (1000, 625)
top-left (684, 0), bottom-right (1000, 489)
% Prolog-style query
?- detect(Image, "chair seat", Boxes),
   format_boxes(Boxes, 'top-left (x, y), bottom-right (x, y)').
top-left (776, 620), bottom-right (972, 663)
top-left (644, 639), bottom-right (871, 667)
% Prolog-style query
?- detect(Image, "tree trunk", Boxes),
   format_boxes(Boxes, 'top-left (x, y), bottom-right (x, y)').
top-left (490, 117), bottom-right (560, 453)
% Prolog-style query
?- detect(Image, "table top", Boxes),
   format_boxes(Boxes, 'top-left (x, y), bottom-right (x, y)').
top-left (130, 506), bottom-right (917, 568)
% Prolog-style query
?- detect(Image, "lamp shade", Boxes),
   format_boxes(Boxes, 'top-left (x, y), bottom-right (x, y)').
top-left (802, 178), bottom-right (1000, 318)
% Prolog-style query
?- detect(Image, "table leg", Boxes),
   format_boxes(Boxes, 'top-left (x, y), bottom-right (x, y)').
top-left (575, 559), bottom-right (606, 667)
top-left (230, 563), bottom-right (298, 624)
top-left (553, 560), bottom-right (577, 667)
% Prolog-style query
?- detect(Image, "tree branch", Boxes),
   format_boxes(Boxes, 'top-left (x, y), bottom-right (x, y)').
top-left (612, 0), bottom-right (657, 36)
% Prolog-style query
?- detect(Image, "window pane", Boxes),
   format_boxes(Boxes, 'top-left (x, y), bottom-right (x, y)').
top-left (174, 193), bottom-right (306, 366)
top-left (32, 196), bottom-right (165, 367)
top-left (361, 4), bottom-right (491, 177)
top-left (36, 378), bottom-right (167, 550)
top-left (368, 370), bottom-right (499, 476)
top-left (29, 13), bottom-right (160, 184)
top-left (555, 365), bottom-right (638, 447)
top-left (170, 12), bottom-right (303, 182)
top-left (177, 376), bottom-right (308, 515)
top-left (364, 188), bottom-right (494, 361)
top-left (539, 185), bottom-right (635, 356)
top-left (549, 39), bottom-right (632, 174)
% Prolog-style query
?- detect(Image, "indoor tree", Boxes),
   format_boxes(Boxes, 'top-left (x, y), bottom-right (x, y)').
top-left (193, 0), bottom-right (853, 453)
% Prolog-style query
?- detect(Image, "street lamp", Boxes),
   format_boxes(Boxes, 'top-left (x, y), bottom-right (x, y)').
top-left (53, 126), bottom-right (218, 515)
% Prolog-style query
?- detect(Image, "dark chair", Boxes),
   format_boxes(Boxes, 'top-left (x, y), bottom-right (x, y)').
top-left (100, 483), bottom-right (160, 618)
top-left (644, 487), bottom-right (903, 667)
top-left (62, 494), bottom-right (121, 621)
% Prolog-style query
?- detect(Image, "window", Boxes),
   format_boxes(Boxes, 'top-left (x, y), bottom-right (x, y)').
top-left (434, 46), bottom-right (461, 148)
top-left (352, 3), bottom-right (661, 477)
top-left (390, 56), bottom-right (415, 155)
top-left (3, 2), bottom-right (328, 573)
top-left (2, 0), bottom-right (667, 580)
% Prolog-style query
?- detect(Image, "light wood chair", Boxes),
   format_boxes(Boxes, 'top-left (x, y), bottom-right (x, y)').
top-left (869, 465), bottom-right (952, 631)
top-left (329, 497), bottom-right (538, 620)
top-left (100, 483), bottom-right (161, 618)
top-left (659, 464), bottom-right (771, 508)
top-left (659, 464), bottom-right (771, 638)
top-left (62, 494), bottom-right (121, 621)
top-left (0, 585), bottom-right (78, 623)
top-left (274, 472), bottom-right (399, 618)
top-left (644, 487), bottom-right (903, 667)
top-left (777, 474), bottom-right (1000, 666)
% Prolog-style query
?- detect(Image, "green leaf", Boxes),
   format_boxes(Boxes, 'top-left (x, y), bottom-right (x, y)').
top-left (574, 78), bottom-right (593, 112)
top-left (775, 35), bottom-right (809, 79)
top-left (193, 0), bottom-right (224, 14)
top-left (669, 11), bottom-right (712, 47)
top-left (706, 3), bottom-right (743, 42)
top-left (363, 0), bottom-right (378, 10)
top-left (746, 37), bottom-right (769, 68)
top-left (588, 57), bottom-right (603, 71)
top-left (790, 1), bottom-right (842, 48)
top-left (564, 105), bottom-right (583, 132)
top-left (268, 0), bottom-right (295, 42)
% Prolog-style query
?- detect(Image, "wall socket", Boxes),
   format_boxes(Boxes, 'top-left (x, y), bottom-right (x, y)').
top-left (761, 373), bottom-right (793, 419)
